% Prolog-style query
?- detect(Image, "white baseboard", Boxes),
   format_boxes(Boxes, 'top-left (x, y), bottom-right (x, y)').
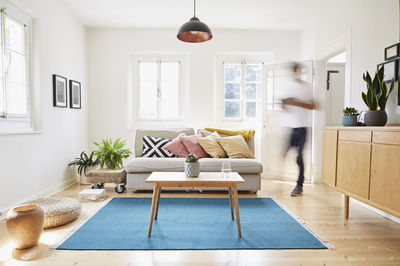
top-left (0, 178), bottom-right (78, 221)
top-left (350, 197), bottom-right (400, 224)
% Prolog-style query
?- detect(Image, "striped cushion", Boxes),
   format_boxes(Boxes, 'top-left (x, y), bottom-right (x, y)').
top-left (141, 136), bottom-right (176, 158)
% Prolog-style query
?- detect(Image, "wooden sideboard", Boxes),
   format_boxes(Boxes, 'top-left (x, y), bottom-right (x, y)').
top-left (322, 126), bottom-right (400, 219)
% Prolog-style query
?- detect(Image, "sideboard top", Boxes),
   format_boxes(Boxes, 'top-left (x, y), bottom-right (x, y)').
top-left (325, 126), bottom-right (400, 131)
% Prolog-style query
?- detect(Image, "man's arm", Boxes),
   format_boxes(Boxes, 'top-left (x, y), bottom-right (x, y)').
top-left (282, 97), bottom-right (316, 110)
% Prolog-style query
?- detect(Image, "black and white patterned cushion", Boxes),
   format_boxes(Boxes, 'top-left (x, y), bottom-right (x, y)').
top-left (141, 136), bottom-right (176, 158)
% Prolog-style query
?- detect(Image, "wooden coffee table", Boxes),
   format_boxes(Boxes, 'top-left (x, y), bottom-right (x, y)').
top-left (145, 172), bottom-right (245, 237)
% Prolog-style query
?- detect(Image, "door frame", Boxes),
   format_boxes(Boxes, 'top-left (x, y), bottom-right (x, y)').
top-left (313, 30), bottom-right (352, 182)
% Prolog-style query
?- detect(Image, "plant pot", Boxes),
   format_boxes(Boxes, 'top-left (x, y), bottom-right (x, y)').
top-left (184, 162), bottom-right (200, 177)
top-left (364, 110), bottom-right (387, 126)
top-left (80, 166), bottom-right (95, 185)
top-left (6, 204), bottom-right (44, 249)
top-left (342, 115), bottom-right (358, 126)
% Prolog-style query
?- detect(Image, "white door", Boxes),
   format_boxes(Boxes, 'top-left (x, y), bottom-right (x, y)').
top-left (260, 61), bottom-right (314, 182)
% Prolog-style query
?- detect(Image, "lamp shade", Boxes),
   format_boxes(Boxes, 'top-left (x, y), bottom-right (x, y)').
top-left (177, 17), bottom-right (212, 43)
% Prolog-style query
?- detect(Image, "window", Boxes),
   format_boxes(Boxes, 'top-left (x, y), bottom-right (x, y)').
top-left (223, 62), bottom-right (262, 120)
top-left (138, 60), bottom-right (180, 121)
top-left (0, 8), bottom-right (29, 120)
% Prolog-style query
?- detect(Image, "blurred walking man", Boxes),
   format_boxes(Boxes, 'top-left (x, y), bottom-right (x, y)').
top-left (281, 62), bottom-right (316, 196)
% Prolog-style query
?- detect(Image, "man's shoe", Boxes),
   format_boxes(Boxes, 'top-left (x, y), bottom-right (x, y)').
top-left (290, 185), bottom-right (303, 196)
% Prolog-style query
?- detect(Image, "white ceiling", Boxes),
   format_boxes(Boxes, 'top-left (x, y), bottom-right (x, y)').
top-left (61, 0), bottom-right (328, 30)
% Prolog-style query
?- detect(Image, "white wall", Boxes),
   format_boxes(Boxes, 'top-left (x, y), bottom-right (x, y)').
top-left (87, 28), bottom-right (300, 151)
top-left (0, 0), bottom-right (88, 213)
top-left (305, 0), bottom-right (399, 122)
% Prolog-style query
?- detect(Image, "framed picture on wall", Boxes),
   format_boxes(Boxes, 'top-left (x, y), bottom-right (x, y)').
top-left (377, 59), bottom-right (399, 82)
top-left (384, 43), bottom-right (400, 60)
top-left (69, 80), bottom-right (81, 109)
top-left (53, 74), bottom-right (68, 107)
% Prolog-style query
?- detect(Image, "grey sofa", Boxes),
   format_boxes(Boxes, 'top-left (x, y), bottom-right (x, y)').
top-left (125, 128), bottom-right (262, 192)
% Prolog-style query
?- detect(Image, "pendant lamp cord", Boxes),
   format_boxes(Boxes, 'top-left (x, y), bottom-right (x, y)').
top-left (194, 0), bottom-right (196, 17)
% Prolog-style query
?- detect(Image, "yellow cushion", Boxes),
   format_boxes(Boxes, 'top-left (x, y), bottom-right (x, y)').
top-left (216, 135), bottom-right (255, 159)
top-left (197, 132), bottom-right (227, 158)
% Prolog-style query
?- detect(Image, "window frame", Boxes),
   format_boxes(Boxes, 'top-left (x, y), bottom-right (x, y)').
top-left (134, 54), bottom-right (184, 122)
top-left (222, 60), bottom-right (263, 122)
top-left (0, 3), bottom-right (32, 132)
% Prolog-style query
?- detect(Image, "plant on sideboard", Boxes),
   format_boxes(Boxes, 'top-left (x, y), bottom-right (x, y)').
top-left (184, 154), bottom-right (199, 177)
top-left (342, 107), bottom-right (359, 126)
top-left (68, 151), bottom-right (99, 184)
top-left (93, 138), bottom-right (132, 169)
top-left (362, 65), bottom-right (395, 126)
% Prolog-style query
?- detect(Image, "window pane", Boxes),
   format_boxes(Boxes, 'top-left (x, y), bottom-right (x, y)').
top-left (5, 17), bottom-right (25, 54)
top-left (8, 51), bottom-right (25, 84)
top-left (7, 82), bottom-right (27, 115)
top-left (224, 64), bottom-right (241, 82)
top-left (161, 81), bottom-right (179, 100)
top-left (245, 83), bottom-right (261, 100)
top-left (245, 64), bottom-right (262, 82)
top-left (139, 63), bottom-right (157, 81)
top-left (224, 101), bottom-right (240, 118)
top-left (161, 62), bottom-right (179, 81)
top-left (160, 100), bottom-right (179, 120)
top-left (139, 81), bottom-right (157, 100)
top-left (0, 78), bottom-right (3, 114)
top-left (139, 100), bottom-right (157, 120)
top-left (246, 101), bottom-right (256, 118)
top-left (224, 83), bottom-right (240, 99)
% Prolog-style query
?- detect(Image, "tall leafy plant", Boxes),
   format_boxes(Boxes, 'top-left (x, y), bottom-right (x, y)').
top-left (93, 138), bottom-right (132, 169)
top-left (362, 66), bottom-right (395, 111)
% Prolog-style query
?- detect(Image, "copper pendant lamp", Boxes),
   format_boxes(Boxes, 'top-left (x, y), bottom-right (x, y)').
top-left (177, 0), bottom-right (212, 43)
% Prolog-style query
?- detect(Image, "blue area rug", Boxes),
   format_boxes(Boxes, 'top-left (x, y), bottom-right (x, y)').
top-left (57, 198), bottom-right (327, 250)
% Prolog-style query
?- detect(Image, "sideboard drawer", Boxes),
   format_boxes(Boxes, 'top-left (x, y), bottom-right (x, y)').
top-left (339, 130), bottom-right (372, 142)
top-left (373, 131), bottom-right (400, 145)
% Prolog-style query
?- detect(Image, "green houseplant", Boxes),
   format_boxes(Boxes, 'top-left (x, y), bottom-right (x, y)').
top-left (93, 138), bottom-right (132, 169)
top-left (68, 151), bottom-right (99, 184)
top-left (342, 107), bottom-right (359, 126)
top-left (184, 154), bottom-right (200, 177)
top-left (362, 66), bottom-right (395, 126)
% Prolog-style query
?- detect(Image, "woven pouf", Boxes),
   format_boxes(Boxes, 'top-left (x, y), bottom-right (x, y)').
top-left (28, 198), bottom-right (81, 229)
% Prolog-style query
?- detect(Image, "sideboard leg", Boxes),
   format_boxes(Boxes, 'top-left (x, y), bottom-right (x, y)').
top-left (344, 195), bottom-right (349, 219)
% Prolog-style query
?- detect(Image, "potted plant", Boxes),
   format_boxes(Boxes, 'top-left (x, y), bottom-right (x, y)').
top-left (342, 107), bottom-right (359, 126)
top-left (68, 151), bottom-right (99, 184)
top-left (93, 138), bottom-right (132, 169)
top-left (362, 66), bottom-right (395, 126)
top-left (184, 154), bottom-right (200, 177)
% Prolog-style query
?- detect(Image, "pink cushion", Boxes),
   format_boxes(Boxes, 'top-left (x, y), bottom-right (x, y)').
top-left (163, 133), bottom-right (189, 158)
top-left (180, 134), bottom-right (209, 158)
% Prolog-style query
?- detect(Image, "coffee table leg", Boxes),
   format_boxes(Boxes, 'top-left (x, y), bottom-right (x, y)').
top-left (228, 187), bottom-right (234, 220)
top-left (155, 186), bottom-right (161, 220)
top-left (232, 185), bottom-right (242, 237)
top-left (148, 183), bottom-right (160, 237)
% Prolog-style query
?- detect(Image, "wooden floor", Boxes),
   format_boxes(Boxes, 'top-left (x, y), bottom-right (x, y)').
top-left (1, 178), bottom-right (400, 265)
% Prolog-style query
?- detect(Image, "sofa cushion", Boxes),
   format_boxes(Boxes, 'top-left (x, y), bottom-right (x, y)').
top-left (125, 157), bottom-right (263, 174)
top-left (199, 158), bottom-right (262, 174)
top-left (197, 131), bottom-right (227, 158)
top-left (216, 135), bottom-right (255, 159)
top-left (163, 133), bottom-right (189, 158)
top-left (126, 158), bottom-right (186, 173)
top-left (198, 129), bottom-right (255, 154)
top-left (135, 128), bottom-right (195, 157)
top-left (141, 136), bottom-right (176, 158)
top-left (180, 134), bottom-right (209, 158)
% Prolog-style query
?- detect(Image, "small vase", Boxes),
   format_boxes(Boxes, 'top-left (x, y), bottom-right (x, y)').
top-left (364, 110), bottom-right (387, 126)
top-left (6, 204), bottom-right (44, 249)
top-left (80, 166), bottom-right (95, 185)
top-left (342, 115), bottom-right (358, 126)
top-left (184, 162), bottom-right (200, 177)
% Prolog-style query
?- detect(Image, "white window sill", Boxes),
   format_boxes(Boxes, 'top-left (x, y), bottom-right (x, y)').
top-left (0, 130), bottom-right (42, 135)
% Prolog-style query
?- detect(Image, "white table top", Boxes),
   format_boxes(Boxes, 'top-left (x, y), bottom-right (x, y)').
top-left (145, 172), bottom-right (245, 183)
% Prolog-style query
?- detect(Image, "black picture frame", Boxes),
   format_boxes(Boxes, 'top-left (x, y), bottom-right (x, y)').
top-left (69, 80), bottom-right (81, 109)
top-left (377, 59), bottom-right (399, 82)
top-left (384, 43), bottom-right (400, 60)
top-left (53, 74), bottom-right (68, 107)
